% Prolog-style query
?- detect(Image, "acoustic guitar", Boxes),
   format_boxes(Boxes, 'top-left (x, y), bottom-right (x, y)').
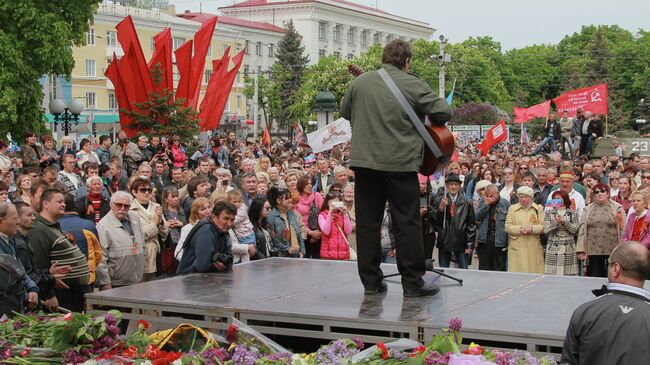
top-left (348, 64), bottom-right (455, 175)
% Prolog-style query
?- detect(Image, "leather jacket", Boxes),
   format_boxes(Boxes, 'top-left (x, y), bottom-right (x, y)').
top-left (434, 193), bottom-right (477, 252)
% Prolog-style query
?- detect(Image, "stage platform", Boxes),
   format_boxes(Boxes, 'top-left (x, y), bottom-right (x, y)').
top-left (86, 258), bottom-right (607, 355)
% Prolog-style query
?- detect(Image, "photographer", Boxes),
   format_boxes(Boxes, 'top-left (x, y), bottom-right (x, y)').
top-left (177, 201), bottom-right (237, 274)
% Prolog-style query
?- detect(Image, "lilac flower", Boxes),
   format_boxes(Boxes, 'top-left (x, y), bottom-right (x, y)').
top-left (263, 352), bottom-right (293, 364)
top-left (510, 350), bottom-right (541, 365)
top-left (12, 322), bottom-right (20, 331)
top-left (106, 324), bottom-right (120, 336)
top-left (314, 339), bottom-right (360, 364)
top-left (493, 350), bottom-right (512, 365)
top-left (391, 349), bottom-right (408, 361)
top-left (103, 313), bottom-right (117, 326)
top-left (231, 344), bottom-right (260, 365)
top-left (425, 350), bottom-right (451, 365)
top-left (352, 336), bottom-right (365, 350)
top-left (202, 347), bottom-right (231, 363)
top-left (449, 318), bottom-right (463, 332)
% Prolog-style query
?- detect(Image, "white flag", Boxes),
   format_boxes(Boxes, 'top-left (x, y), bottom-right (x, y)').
top-left (307, 118), bottom-right (352, 153)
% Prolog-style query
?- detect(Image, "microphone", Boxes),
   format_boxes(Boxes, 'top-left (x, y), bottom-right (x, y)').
top-left (425, 259), bottom-right (435, 271)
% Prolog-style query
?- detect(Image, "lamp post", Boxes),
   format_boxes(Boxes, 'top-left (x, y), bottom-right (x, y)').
top-left (313, 88), bottom-right (339, 130)
top-left (48, 98), bottom-right (84, 136)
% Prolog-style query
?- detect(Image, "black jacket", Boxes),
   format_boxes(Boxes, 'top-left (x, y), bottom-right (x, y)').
top-left (587, 119), bottom-right (604, 137)
top-left (434, 193), bottom-right (477, 252)
top-left (562, 285), bottom-right (650, 365)
top-left (11, 232), bottom-right (55, 300)
top-left (177, 221), bottom-right (232, 274)
top-left (544, 120), bottom-right (561, 140)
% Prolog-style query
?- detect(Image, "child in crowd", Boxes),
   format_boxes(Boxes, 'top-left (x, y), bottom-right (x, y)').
top-left (227, 190), bottom-right (256, 245)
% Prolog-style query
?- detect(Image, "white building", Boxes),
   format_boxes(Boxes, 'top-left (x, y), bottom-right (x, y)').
top-left (219, 0), bottom-right (434, 64)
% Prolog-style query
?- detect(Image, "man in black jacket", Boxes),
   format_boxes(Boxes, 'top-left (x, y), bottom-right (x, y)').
top-left (562, 242), bottom-right (650, 365)
top-left (177, 201), bottom-right (236, 274)
top-left (533, 114), bottom-right (560, 154)
top-left (434, 174), bottom-right (477, 269)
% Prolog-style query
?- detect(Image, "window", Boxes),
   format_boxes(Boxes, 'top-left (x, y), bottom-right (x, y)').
top-left (237, 95), bottom-right (245, 110)
top-left (257, 66), bottom-right (262, 75)
top-left (255, 42), bottom-right (262, 56)
top-left (268, 44), bottom-right (274, 57)
top-left (48, 75), bottom-right (57, 102)
top-left (106, 31), bottom-right (117, 47)
top-left (347, 53), bottom-right (354, 60)
top-left (361, 30), bottom-right (368, 46)
top-left (347, 27), bottom-right (355, 44)
top-left (373, 32), bottom-right (381, 45)
top-left (318, 21), bottom-right (327, 40)
top-left (223, 43), bottom-right (230, 54)
top-left (172, 37), bottom-right (185, 51)
top-left (243, 65), bottom-right (249, 77)
top-left (207, 44), bottom-right (212, 57)
top-left (333, 24), bottom-right (341, 42)
top-left (386, 34), bottom-right (393, 43)
top-left (85, 59), bottom-right (96, 77)
top-left (245, 40), bottom-right (250, 54)
top-left (85, 92), bottom-right (96, 108)
top-left (318, 49), bottom-right (326, 59)
top-left (236, 43), bottom-right (242, 52)
top-left (204, 69), bottom-right (212, 83)
top-left (225, 96), bottom-right (231, 111)
top-left (333, 51), bottom-right (341, 60)
top-left (108, 93), bottom-right (118, 110)
top-left (86, 28), bottom-right (95, 46)
top-left (151, 37), bottom-right (155, 52)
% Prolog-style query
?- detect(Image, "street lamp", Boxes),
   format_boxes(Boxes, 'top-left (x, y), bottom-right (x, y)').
top-left (313, 88), bottom-right (339, 130)
top-left (49, 98), bottom-right (84, 136)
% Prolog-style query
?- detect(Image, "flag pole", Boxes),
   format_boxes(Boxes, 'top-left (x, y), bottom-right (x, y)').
top-left (605, 114), bottom-right (608, 135)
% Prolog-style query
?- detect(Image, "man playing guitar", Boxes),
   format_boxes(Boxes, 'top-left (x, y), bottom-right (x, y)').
top-left (341, 39), bottom-right (452, 297)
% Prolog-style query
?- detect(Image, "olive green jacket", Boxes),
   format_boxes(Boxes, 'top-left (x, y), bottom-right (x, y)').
top-left (340, 64), bottom-right (452, 172)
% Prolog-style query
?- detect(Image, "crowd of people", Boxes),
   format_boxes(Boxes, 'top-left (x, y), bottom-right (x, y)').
top-left (0, 117), bottom-right (649, 314)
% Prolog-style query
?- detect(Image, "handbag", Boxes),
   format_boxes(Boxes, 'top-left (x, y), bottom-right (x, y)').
top-left (335, 222), bottom-right (357, 261)
top-left (307, 194), bottom-right (320, 231)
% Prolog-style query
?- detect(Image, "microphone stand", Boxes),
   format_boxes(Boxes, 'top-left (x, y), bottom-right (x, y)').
top-left (382, 259), bottom-right (463, 285)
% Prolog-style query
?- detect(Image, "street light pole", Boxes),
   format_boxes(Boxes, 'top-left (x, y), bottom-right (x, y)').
top-left (49, 99), bottom-right (84, 136)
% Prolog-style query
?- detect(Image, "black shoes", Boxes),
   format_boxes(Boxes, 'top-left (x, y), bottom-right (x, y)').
top-left (364, 281), bottom-right (388, 295)
top-left (403, 282), bottom-right (440, 298)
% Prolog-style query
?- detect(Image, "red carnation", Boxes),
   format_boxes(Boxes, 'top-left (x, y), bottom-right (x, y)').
top-left (376, 342), bottom-right (389, 360)
top-left (138, 319), bottom-right (150, 330)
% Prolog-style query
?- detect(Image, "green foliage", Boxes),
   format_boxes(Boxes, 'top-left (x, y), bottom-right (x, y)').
top-left (122, 65), bottom-right (199, 143)
top-left (0, 0), bottom-right (100, 140)
top-left (275, 20), bottom-right (309, 133)
top-left (243, 70), bottom-right (282, 131)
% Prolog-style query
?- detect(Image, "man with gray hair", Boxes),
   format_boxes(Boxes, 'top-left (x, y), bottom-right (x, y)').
top-left (475, 184), bottom-right (510, 271)
top-left (562, 242), bottom-right (650, 364)
top-left (95, 191), bottom-right (145, 291)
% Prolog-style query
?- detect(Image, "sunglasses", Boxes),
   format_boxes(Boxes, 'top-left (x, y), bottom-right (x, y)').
top-left (113, 202), bottom-right (131, 209)
top-left (138, 188), bottom-right (153, 193)
top-left (593, 189), bottom-right (607, 195)
top-left (643, 175), bottom-right (650, 179)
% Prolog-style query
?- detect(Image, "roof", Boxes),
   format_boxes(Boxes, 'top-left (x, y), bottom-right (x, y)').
top-left (220, 0), bottom-right (430, 28)
top-left (178, 11), bottom-right (286, 33)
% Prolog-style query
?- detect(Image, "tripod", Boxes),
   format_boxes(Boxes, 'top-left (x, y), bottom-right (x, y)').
top-left (382, 259), bottom-right (463, 285)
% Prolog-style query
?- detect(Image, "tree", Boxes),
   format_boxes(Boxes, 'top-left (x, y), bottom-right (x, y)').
top-left (449, 102), bottom-right (500, 125)
top-left (243, 71), bottom-right (281, 131)
top-left (274, 20), bottom-right (309, 134)
top-left (122, 66), bottom-right (199, 143)
top-left (0, 1), bottom-right (101, 140)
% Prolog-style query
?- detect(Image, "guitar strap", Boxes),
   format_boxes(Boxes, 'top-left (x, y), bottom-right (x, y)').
top-left (377, 68), bottom-right (443, 160)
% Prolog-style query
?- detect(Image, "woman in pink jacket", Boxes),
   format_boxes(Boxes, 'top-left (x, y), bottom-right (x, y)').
top-left (623, 191), bottom-right (650, 250)
top-left (295, 176), bottom-right (324, 258)
top-left (318, 190), bottom-right (352, 260)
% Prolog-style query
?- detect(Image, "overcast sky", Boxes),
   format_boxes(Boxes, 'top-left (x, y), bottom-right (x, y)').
top-left (169, 0), bottom-right (650, 50)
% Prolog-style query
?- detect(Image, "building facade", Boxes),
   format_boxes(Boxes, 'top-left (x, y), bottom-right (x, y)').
top-left (41, 0), bottom-right (283, 140)
top-left (219, 0), bottom-right (434, 65)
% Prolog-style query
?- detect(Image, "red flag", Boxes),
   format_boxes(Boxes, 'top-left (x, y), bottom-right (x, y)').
top-left (199, 47), bottom-right (231, 131)
top-left (553, 83), bottom-right (608, 117)
top-left (513, 100), bottom-right (551, 123)
top-left (210, 50), bottom-right (245, 129)
top-left (148, 28), bottom-right (173, 93)
top-left (478, 120), bottom-right (507, 156)
top-left (262, 128), bottom-right (272, 147)
top-left (174, 40), bottom-right (193, 106)
top-left (105, 54), bottom-right (137, 137)
top-left (115, 16), bottom-right (153, 100)
top-left (188, 17), bottom-right (218, 109)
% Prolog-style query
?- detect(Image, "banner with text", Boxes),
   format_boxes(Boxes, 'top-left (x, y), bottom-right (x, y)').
top-left (307, 118), bottom-right (352, 153)
top-left (553, 83), bottom-right (608, 117)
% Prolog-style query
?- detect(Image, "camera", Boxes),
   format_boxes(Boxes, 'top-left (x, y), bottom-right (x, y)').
top-left (211, 252), bottom-right (233, 266)
top-left (332, 201), bottom-right (345, 210)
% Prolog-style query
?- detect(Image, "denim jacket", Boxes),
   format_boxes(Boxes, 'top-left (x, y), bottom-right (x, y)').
top-left (267, 208), bottom-right (306, 255)
top-left (475, 197), bottom-right (510, 248)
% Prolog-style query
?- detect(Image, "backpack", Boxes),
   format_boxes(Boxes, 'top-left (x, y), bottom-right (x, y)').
top-left (0, 254), bottom-right (26, 318)
top-left (175, 221), bottom-right (209, 275)
top-left (308, 194), bottom-right (320, 231)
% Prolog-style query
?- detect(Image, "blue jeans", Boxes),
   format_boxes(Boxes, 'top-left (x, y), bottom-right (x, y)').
top-left (438, 250), bottom-right (468, 269)
top-left (534, 136), bottom-right (558, 154)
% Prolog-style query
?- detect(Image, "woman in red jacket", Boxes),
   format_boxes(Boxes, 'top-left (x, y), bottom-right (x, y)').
top-left (318, 190), bottom-right (352, 260)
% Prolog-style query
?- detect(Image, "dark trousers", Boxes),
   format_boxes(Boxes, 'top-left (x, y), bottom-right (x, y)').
top-left (55, 285), bottom-right (89, 313)
top-left (305, 239), bottom-right (321, 259)
top-left (477, 241), bottom-right (507, 271)
top-left (438, 250), bottom-right (469, 269)
top-left (587, 255), bottom-right (608, 277)
top-left (423, 233), bottom-right (435, 261)
top-left (579, 134), bottom-right (590, 156)
top-left (355, 168), bottom-right (425, 291)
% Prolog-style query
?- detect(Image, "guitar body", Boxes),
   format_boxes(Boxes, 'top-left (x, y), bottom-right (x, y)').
top-left (348, 64), bottom-right (455, 175)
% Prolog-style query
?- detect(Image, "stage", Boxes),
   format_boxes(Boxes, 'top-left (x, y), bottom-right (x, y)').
top-left (85, 258), bottom-right (606, 355)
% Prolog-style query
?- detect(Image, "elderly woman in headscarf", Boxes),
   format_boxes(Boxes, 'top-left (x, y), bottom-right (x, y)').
top-left (504, 186), bottom-right (545, 273)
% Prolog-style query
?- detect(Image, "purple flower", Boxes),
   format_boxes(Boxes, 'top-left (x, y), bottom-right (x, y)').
top-left (12, 322), bottom-right (20, 331)
top-left (263, 352), bottom-right (293, 364)
top-left (449, 317), bottom-right (463, 332)
top-left (352, 336), bottom-right (365, 350)
top-left (202, 347), bottom-right (231, 362)
top-left (231, 344), bottom-right (260, 365)
top-left (425, 350), bottom-right (451, 365)
top-left (392, 349), bottom-right (408, 361)
top-left (103, 313), bottom-right (117, 326)
top-left (314, 340), bottom-right (360, 364)
top-left (493, 350), bottom-right (512, 365)
top-left (106, 324), bottom-right (120, 336)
